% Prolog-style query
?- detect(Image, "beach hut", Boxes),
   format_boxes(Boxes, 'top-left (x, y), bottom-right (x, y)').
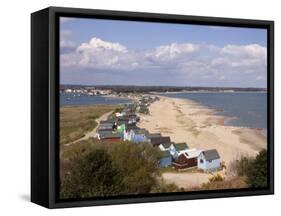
top-left (99, 132), bottom-right (121, 142)
top-left (125, 123), bottom-right (139, 131)
top-left (100, 119), bottom-right (115, 124)
top-left (115, 112), bottom-right (124, 117)
top-left (170, 142), bottom-right (189, 159)
top-left (123, 129), bottom-right (133, 141)
top-left (147, 133), bottom-right (162, 139)
top-left (96, 130), bottom-right (112, 140)
top-left (138, 105), bottom-right (149, 114)
top-left (117, 124), bottom-right (126, 133)
top-left (124, 103), bottom-right (137, 113)
top-left (96, 128), bottom-right (114, 139)
top-left (130, 128), bottom-right (149, 143)
top-left (172, 149), bottom-right (201, 169)
top-left (99, 122), bottom-right (114, 130)
top-left (197, 149), bottom-right (221, 171)
top-left (123, 114), bottom-right (140, 124)
top-left (159, 151), bottom-right (172, 168)
top-left (149, 136), bottom-right (171, 147)
top-left (159, 142), bottom-right (173, 151)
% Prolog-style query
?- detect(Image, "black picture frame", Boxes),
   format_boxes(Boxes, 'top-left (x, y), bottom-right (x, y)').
top-left (31, 6), bottom-right (274, 209)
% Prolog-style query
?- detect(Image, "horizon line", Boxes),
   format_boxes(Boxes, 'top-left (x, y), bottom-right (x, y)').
top-left (60, 84), bottom-right (266, 89)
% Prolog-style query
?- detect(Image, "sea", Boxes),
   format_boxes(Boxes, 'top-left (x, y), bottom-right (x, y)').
top-left (160, 92), bottom-right (267, 130)
top-left (60, 93), bottom-right (131, 107)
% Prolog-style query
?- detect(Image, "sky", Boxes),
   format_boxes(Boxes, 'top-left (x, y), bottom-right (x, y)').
top-left (60, 17), bottom-right (267, 88)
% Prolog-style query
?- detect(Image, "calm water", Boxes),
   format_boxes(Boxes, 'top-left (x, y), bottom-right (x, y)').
top-left (161, 92), bottom-right (267, 129)
top-left (60, 93), bottom-right (131, 107)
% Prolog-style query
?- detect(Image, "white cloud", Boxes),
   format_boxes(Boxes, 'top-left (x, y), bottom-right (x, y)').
top-left (60, 37), bottom-right (267, 85)
top-left (72, 38), bottom-right (131, 69)
top-left (60, 30), bottom-right (73, 37)
top-left (151, 42), bottom-right (199, 60)
top-left (78, 37), bottom-right (128, 53)
top-left (60, 40), bottom-right (75, 49)
top-left (60, 17), bottom-right (74, 23)
top-left (221, 44), bottom-right (266, 60)
top-left (60, 30), bottom-right (76, 52)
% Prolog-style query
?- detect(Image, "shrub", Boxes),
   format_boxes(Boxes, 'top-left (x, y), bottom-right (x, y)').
top-left (60, 149), bottom-right (123, 199)
top-left (236, 156), bottom-right (254, 176)
top-left (247, 149), bottom-right (267, 188)
top-left (60, 141), bottom-right (162, 198)
top-left (208, 173), bottom-right (224, 183)
top-left (234, 149), bottom-right (268, 188)
top-left (109, 142), bottom-right (160, 194)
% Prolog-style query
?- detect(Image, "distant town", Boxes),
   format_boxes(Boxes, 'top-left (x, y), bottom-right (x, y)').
top-left (60, 84), bottom-right (267, 96)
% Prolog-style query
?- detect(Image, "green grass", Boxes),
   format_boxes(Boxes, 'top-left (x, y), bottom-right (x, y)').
top-left (60, 105), bottom-right (117, 146)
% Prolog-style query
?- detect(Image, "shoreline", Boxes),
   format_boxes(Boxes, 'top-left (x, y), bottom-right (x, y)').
top-left (156, 92), bottom-right (267, 130)
top-left (138, 95), bottom-right (267, 168)
top-left (155, 91), bottom-right (267, 94)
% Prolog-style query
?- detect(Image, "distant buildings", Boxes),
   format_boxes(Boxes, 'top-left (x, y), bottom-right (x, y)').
top-left (61, 87), bottom-right (112, 96)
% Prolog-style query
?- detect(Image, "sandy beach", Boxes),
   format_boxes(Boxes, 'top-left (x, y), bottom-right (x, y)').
top-left (138, 96), bottom-right (267, 169)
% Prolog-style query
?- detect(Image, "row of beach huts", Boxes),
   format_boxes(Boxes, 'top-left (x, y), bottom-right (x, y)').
top-left (96, 95), bottom-right (221, 172)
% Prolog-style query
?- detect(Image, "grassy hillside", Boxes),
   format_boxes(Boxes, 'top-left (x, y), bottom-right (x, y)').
top-left (60, 105), bottom-right (117, 145)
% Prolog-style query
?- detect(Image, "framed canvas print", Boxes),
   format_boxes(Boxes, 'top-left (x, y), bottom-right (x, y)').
top-left (31, 6), bottom-right (274, 208)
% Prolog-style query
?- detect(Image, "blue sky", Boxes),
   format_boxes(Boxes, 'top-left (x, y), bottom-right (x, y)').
top-left (60, 17), bottom-right (267, 88)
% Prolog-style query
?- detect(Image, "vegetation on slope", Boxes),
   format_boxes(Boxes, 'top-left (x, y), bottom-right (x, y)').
top-left (60, 105), bottom-right (117, 145)
top-left (235, 149), bottom-right (268, 188)
top-left (60, 139), bottom-right (179, 199)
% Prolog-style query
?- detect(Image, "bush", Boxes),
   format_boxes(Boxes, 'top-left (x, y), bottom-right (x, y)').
top-left (235, 149), bottom-right (268, 188)
top-left (60, 149), bottom-right (123, 199)
top-left (60, 141), bottom-right (161, 198)
top-left (237, 157), bottom-right (254, 176)
top-left (109, 142), bottom-right (160, 194)
top-left (247, 149), bottom-right (267, 188)
top-left (208, 173), bottom-right (224, 183)
top-left (199, 177), bottom-right (248, 190)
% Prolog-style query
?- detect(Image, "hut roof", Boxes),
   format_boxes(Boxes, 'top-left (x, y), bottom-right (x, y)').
top-left (125, 124), bottom-right (139, 131)
top-left (134, 128), bottom-right (149, 135)
top-left (117, 120), bottom-right (129, 125)
top-left (174, 143), bottom-right (189, 151)
top-left (182, 149), bottom-right (201, 159)
top-left (150, 136), bottom-right (171, 145)
top-left (161, 142), bottom-right (172, 149)
top-left (101, 133), bottom-right (121, 139)
top-left (202, 149), bottom-right (220, 160)
top-left (97, 128), bottom-right (113, 132)
top-left (147, 133), bottom-right (162, 138)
